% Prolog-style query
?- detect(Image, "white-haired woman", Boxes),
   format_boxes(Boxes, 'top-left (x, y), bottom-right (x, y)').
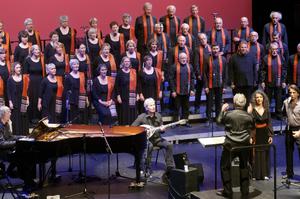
top-left (86, 28), bottom-right (101, 65)
top-left (23, 18), bottom-right (41, 49)
top-left (7, 62), bottom-right (29, 135)
top-left (115, 56), bottom-right (138, 125)
top-left (64, 58), bottom-right (88, 124)
top-left (38, 63), bottom-right (61, 123)
top-left (23, 44), bottom-right (45, 124)
top-left (119, 13), bottom-right (135, 43)
top-left (55, 15), bottom-right (77, 55)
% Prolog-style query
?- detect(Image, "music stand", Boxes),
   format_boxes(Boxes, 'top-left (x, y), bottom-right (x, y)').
top-left (65, 133), bottom-right (95, 199)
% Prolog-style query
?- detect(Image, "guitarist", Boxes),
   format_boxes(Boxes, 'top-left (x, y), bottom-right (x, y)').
top-left (132, 98), bottom-right (174, 181)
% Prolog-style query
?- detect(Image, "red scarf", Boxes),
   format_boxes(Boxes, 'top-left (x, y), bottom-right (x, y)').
top-left (176, 63), bottom-right (191, 93)
top-left (267, 54), bottom-right (282, 83)
top-left (208, 56), bottom-right (223, 88)
top-left (189, 15), bottom-right (201, 34)
top-left (166, 16), bottom-right (179, 36)
top-left (142, 14), bottom-right (154, 45)
top-left (293, 54), bottom-right (299, 84)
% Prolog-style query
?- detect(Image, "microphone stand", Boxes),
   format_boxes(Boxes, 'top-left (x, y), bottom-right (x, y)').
top-left (66, 91), bottom-right (73, 172)
top-left (65, 133), bottom-right (95, 199)
top-left (99, 122), bottom-right (113, 199)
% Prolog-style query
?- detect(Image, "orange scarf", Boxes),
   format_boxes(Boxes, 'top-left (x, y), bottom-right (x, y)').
top-left (156, 50), bottom-right (163, 71)
top-left (107, 76), bottom-right (115, 101)
top-left (97, 30), bottom-right (103, 46)
top-left (248, 42), bottom-right (261, 64)
top-left (35, 30), bottom-right (41, 49)
top-left (189, 15), bottom-right (201, 34)
top-left (174, 46), bottom-right (190, 64)
top-left (70, 28), bottom-right (75, 55)
top-left (237, 27), bottom-right (250, 39)
top-left (176, 63), bottom-right (191, 93)
top-left (22, 74), bottom-right (29, 98)
top-left (79, 72), bottom-right (86, 95)
top-left (267, 54), bottom-right (282, 83)
top-left (109, 53), bottom-right (117, 77)
top-left (211, 28), bottom-right (226, 47)
top-left (269, 23), bottom-right (282, 42)
top-left (86, 55), bottom-right (92, 79)
top-left (129, 27), bottom-right (135, 40)
top-left (142, 14), bottom-right (154, 45)
top-left (119, 33), bottom-right (125, 55)
top-left (154, 33), bottom-right (167, 51)
top-left (198, 45), bottom-right (211, 75)
top-left (40, 54), bottom-right (45, 77)
top-left (0, 77), bottom-right (3, 97)
top-left (155, 68), bottom-right (162, 97)
top-left (166, 16), bottom-right (179, 36)
top-left (209, 56), bottom-right (223, 88)
top-left (56, 76), bottom-right (64, 98)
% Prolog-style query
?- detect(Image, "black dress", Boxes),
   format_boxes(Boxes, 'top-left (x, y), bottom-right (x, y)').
top-left (14, 45), bottom-right (29, 65)
top-left (86, 39), bottom-right (100, 65)
top-left (115, 70), bottom-right (137, 125)
top-left (252, 109), bottom-right (273, 180)
top-left (7, 77), bottom-right (29, 135)
top-left (92, 77), bottom-right (114, 125)
top-left (119, 26), bottom-right (131, 44)
top-left (44, 43), bottom-right (56, 64)
top-left (39, 78), bottom-right (58, 123)
top-left (48, 56), bottom-right (66, 77)
top-left (104, 35), bottom-right (121, 66)
top-left (0, 64), bottom-right (9, 105)
top-left (23, 57), bottom-right (43, 123)
top-left (138, 70), bottom-right (157, 100)
top-left (55, 27), bottom-right (76, 55)
top-left (64, 74), bottom-right (86, 124)
top-left (94, 56), bottom-right (114, 77)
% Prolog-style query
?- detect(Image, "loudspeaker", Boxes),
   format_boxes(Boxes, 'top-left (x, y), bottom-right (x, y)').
top-left (168, 168), bottom-right (199, 199)
top-left (189, 163), bottom-right (204, 185)
top-left (173, 153), bottom-right (189, 170)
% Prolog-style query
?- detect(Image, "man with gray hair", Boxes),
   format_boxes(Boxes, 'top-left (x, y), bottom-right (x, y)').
top-left (21, 18), bottom-right (41, 48)
top-left (159, 5), bottom-right (181, 47)
top-left (132, 98), bottom-right (174, 181)
top-left (262, 11), bottom-right (288, 47)
top-left (216, 93), bottom-right (255, 197)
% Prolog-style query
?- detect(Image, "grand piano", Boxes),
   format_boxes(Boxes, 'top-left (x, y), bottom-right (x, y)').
top-left (16, 123), bottom-right (146, 185)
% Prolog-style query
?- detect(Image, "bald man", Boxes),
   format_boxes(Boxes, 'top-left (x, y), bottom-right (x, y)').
top-left (233, 17), bottom-right (253, 50)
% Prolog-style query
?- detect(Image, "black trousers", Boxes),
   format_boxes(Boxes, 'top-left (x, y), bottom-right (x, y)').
top-left (173, 94), bottom-right (190, 121)
top-left (233, 86), bottom-right (255, 108)
top-left (206, 88), bottom-right (223, 120)
top-left (194, 79), bottom-right (204, 109)
top-left (265, 85), bottom-right (283, 117)
top-left (220, 140), bottom-right (250, 195)
top-left (285, 129), bottom-right (300, 177)
top-left (145, 138), bottom-right (174, 171)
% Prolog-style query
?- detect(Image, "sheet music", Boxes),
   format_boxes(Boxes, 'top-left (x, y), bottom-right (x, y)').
top-left (198, 136), bottom-right (225, 148)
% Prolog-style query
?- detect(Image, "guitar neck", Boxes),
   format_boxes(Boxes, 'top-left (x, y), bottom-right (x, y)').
top-left (162, 121), bottom-right (182, 129)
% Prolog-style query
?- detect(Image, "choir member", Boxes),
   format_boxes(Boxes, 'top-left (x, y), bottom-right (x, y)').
top-left (64, 59), bottom-right (89, 124)
top-left (248, 31), bottom-right (265, 71)
top-left (75, 43), bottom-right (92, 78)
top-left (55, 15), bottom-right (77, 55)
top-left (183, 5), bottom-right (205, 38)
top-left (180, 23), bottom-right (196, 50)
top-left (248, 90), bottom-right (273, 180)
top-left (0, 48), bottom-right (10, 106)
top-left (23, 45), bottom-right (45, 124)
top-left (145, 39), bottom-right (165, 78)
top-left (0, 21), bottom-right (12, 62)
top-left (44, 31), bottom-right (59, 64)
top-left (86, 28), bottom-right (101, 65)
top-left (135, 2), bottom-right (157, 56)
top-left (22, 18), bottom-right (42, 49)
top-left (266, 32), bottom-right (289, 64)
top-left (49, 42), bottom-right (70, 76)
top-left (159, 5), bottom-right (181, 47)
top-left (92, 64), bottom-right (117, 125)
top-left (287, 43), bottom-right (300, 87)
top-left (262, 11), bottom-right (288, 47)
top-left (138, 55), bottom-right (162, 112)
top-left (38, 63), bottom-right (61, 123)
top-left (7, 62), bottom-right (29, 135)
top-left (261, 42), bottom-right (287, 119)
top-left (233, 17), bottom-right (253, 49)
top-left (88, 17), bottom-right (103, 45)
top-left (14, 31), bottom-right (30, 65)
top-left (207, 17), bottom-right (231, 56)
top-left (169, 52), bottom-right (195, 127)
top-left (121, 40), bottom-right (141, 71)
top-left (193, 33), bottom-right (211, 114)
top-left (94, 43), bottom-right (117, 77)
top-left (115, 56), bottom-right (138, 125)
top-left (104, 21), bottom-right (126, 67)
top-left (203, 44), bottom-right (227, 123)
top-left (149, 23), bottom-right (171, 62)
top-left (119, 13), bottom-right (136, 43)
top-left (228, 40), bottom-right (258, 105)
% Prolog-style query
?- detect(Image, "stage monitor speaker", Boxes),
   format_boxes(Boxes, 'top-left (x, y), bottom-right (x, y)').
top-left (173, 152), bottom-right (189, 170)
top-left (168, 168), bottom-right (199, 199)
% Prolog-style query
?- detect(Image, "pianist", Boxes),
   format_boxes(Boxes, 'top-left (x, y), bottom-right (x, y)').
top-left (132, 98), bottom-right (174, 182)
top-left (0, 106), bottom-right (37, 191)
